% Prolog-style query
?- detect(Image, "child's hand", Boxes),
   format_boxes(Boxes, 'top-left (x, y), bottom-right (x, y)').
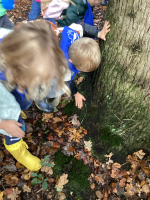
top-left (0, 120), bottom-right (25, 138)
top-left (98, 21), bottom-right (110, 41)
top-left (74, 92), bottom-right (86, 109)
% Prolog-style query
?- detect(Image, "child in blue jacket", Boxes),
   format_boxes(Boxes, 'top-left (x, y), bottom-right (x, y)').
top-left (35, 20), bottom-right (110, 111)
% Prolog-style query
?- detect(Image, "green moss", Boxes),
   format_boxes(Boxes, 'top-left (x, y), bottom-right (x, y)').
top-left (63, 101), bottom-right (76, 117)
top-left (99, 127), bottom-right (122, 147)
top-left (53, 151), bottom-right (90, 192)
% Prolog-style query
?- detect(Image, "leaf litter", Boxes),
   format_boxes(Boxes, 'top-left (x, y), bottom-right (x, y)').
top-left (0, 1), bottom-right (148, 200)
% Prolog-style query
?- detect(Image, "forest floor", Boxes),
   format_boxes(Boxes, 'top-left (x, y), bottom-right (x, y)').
top-left (0, 1), bottom-right (150, 200)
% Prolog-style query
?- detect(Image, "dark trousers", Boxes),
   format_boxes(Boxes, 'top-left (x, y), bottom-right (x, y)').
top-left (0, 14), bottom-right (14, 29)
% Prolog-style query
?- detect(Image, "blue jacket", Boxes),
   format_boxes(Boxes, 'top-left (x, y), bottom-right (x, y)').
top-left (60, 26), bottom-right (80, 84)
top-left (1, 0), bottom-right (14, 9)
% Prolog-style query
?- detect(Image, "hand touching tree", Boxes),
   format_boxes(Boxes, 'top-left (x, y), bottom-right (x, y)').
top-left (98, 21), bottom-right (110, 41)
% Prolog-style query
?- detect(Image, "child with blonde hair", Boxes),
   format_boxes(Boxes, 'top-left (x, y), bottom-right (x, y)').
top-left (35, 20), bottom-right (110, 111)
top-left (0, 20), bottom-right (69, 171)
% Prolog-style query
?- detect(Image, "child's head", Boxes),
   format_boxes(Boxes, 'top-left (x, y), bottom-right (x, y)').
top-left (69, 37), bottom-right (101, 72)
top-left (88, 0), bottom-right (102, 6)
top-left (0, 20), bottom-right (69, 100)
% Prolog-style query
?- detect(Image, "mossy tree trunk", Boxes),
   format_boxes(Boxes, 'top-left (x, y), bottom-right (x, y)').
top-left (93, 0), bottom-right (150, 153)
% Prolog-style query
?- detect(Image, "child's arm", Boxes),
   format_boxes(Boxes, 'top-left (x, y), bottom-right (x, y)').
top-left (69, 81), bottom-right (86, 109)
top-left (0, 119), bottom-right (25, 138)
top-left (81, 21), bottom-right (110, 40)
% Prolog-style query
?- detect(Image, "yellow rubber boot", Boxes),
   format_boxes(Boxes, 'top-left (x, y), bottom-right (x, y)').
top-left (4, 139), bottom-right (41, 171)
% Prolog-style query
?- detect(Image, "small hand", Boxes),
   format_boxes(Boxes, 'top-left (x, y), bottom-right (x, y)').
top-left (74, 92), bottom-right (86, 109)
top-left (98, 21), bottom-right (110, 41)
top-left (0, 119), bottom-right (25, 138)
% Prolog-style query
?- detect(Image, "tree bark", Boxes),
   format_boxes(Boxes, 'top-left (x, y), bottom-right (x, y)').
top-left (93, 0), bottom-right (150, 151)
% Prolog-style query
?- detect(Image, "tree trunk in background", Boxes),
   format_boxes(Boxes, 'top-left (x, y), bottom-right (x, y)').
top-left (93, 0), bottom-right (150, 152)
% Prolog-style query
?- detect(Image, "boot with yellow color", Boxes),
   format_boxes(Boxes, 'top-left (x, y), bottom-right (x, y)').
top-left (4, 139), bottom-right (41, 171)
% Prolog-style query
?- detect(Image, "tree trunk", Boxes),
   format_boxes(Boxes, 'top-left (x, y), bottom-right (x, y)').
top-left (93, 0), bottom-right (150, 155)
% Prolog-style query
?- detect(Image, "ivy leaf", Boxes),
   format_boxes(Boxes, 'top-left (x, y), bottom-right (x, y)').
top-left (44, 155), bottom-right (50, 162)
top-left (42, 181), bottom-right (48, 190)
top-left (31, 173), bottom-right (37, 177)
top-left (40, 161), bottom-right (46, 166)
top-left (38, 174), bottom-right (43, 179)
top-left (46, 163), bottom-right (53, 167)
top-left (31, 178), bottom-right (38, 185)
top-left (44, 177), bottom-right (48, 182)
top-left (37, 180), bottom-right (42, 184)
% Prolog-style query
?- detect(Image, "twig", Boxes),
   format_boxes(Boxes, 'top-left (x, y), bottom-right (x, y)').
top-left (36, 188), bottom-right (42, 193)
top-left (80, 102), bottom-right (87, 125)
top-left (114, 114), bottom-right (122, 122)
top-left (0, 180), bottom-right (5, 191)
top-left (121, 162), bottom-right (128, 166)
top-left (123, 123), bottom-right (138, 132)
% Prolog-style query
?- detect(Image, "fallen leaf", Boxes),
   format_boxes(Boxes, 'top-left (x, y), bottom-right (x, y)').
top-left (134, 150), bottom-right (145, 159)
top-left (58, 191), bottom-right (66, 200)
top-left (5, 175), bottom-right (18, 186)
top-left (3, 164), bottom-right (17, 172)
top-left (142, 184), bottom-right (150, 194)
top-left (95, 191), bottom-right (103, 199)
top-left (47, 192), bottom-right (52, 199)
top-left (53, 117), bottom-right (62, 123)
top-left (90, 183), bottom-right (95, 189)
top-left (104, 152), bottom-right (113, 158)
top-left (42, 113), bottom-right (53, 122)
top-left (76, 77), bottom-right (84, 85)
top-left (112, 163), bottom-right (121, 169)
top-left (67, 146), bottom-right (75, 152)
top-left (22, 185), bottom-right (31, 193)
top-left (3, 188), bottom-right (13, 196)
top-left (111, 169), bottom-right (120, 178)
top-left (53, 143), bottom-right (60, 149)
top-left (105, 153), bottom-right (113, 165)
top-left (0, 151), bottom-right (4, 158)
top-left (47, 133), bottom-right (53, 141)
top-left (106, 157), bottom-right (113, 165)
top-left (55, 174), bottom-right (69, 189)
top-left (41, 166), bottom-right (53, 175)
top-left (119, 178), bottom-right (126, 187)
top-left (48, 178), bottom-right (55, 184)
top-left (16, 162), bottom-right (25, 169)
top-left (72, 130), bottom-right (83, 143)
top-left (74, 152), bottom-right (81, 160)
top-left (142, 167), bottom-right (150, 175)
top-left (140, 180), bottom-right (145, 187)
top-left (125, 183), bottom-right (134, 196)
top-left (84, 140), bottom-right (92, 151)
top-left (7, 187), bottom-right (21, 200)
top-left (69, 114), bottom-right (80, 126)
top-left (94, 160), bottom-right (101, 167)
top-left (21, 170), bottom-right (32, 180)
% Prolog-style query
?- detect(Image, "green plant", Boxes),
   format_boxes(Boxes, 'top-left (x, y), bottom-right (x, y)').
top-left (31, 155), bottom-right (53, 190)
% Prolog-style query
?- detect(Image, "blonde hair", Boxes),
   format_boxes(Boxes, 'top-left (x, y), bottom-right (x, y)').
top-left (0, 20), bottom-right (70, 100)
top-left (69, 37), bottom-right (101, 72)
